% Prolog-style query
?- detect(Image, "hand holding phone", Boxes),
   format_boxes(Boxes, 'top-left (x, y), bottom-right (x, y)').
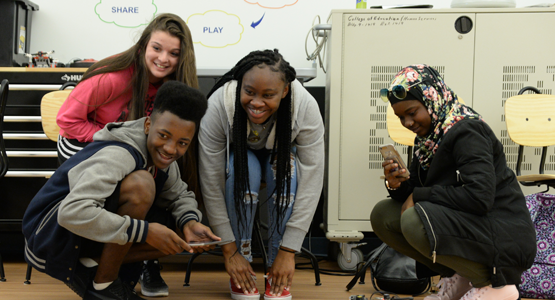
top-left (379, 144), bottom-right (410, 178)
top-left (188, 239), bottom-right (232, 247)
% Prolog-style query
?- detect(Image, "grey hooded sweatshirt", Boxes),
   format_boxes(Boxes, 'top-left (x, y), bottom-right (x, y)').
top-left (198, 79), bottom-right (325, 251)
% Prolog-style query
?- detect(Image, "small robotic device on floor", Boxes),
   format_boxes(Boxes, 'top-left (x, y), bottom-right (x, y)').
top-left (349, 295), bottom-right (368, 300)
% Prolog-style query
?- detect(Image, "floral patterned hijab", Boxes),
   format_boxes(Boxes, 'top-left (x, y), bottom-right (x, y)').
top-left (387, 64), bottom-right (482, 170)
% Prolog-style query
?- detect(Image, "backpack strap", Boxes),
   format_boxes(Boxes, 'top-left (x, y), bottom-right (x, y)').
top-left (345, 243), bottom-right (388, 291)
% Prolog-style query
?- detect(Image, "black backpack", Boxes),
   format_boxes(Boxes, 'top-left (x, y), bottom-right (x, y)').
top-left (347, 243), bottom-right (432, 296)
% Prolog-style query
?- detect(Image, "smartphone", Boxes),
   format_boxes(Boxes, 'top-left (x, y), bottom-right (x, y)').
top-left (379, 144), bottom-right (410, 178)
top-left (188, 239), bottom-right (232, 247)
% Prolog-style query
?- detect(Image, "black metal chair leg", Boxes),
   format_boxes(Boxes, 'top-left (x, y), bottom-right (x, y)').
top-left (1, 81), bottom-right (10, 284)
top-left (24, 264), bottom-right (32, 284)
top-left (183, 252), bottom-right (202, 287)
top-left (253, 220), bottom-right (268, 276)
top-left (300, 247), bottom-right (321, 286)
top-left (0, 254), bottom-right (5, 282)
top-left (258, 218), bottom-right (321, 286)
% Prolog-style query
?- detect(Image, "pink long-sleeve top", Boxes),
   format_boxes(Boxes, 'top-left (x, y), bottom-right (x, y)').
top-left (57, 67), bottom-right (159, 142)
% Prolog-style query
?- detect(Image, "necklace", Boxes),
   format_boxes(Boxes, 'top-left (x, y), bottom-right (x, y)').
top-left (248, 121), bottom-right (268, 142)
top-left (248, 115), bottom-right (276, 143)
top-left (251, 122), bottom-right (268, 136)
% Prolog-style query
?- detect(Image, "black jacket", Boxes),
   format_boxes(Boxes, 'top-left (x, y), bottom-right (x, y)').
top-left (389, 118), bottom-right (536, 287)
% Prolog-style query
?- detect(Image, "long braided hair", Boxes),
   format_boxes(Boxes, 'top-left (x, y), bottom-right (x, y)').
top-left (207, 49), bottom-right (297, 234)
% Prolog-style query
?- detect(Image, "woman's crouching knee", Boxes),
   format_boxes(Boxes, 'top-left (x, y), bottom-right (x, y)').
top-left (370, 198), bottom-right (403, 238)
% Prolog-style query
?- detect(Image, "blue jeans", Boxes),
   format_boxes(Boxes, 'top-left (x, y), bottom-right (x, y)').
top-left (225, 148), bottom-right (297, 266)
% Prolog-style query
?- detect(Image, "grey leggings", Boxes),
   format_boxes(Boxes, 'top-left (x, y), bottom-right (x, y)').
top-left (370, 198), bottom-right (491, 287)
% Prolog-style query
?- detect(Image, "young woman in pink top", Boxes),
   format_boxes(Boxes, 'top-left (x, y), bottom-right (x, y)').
top-left (55, 13), bottom-right (200, 298)
top-left (57, 13), bottom-right (198, 162)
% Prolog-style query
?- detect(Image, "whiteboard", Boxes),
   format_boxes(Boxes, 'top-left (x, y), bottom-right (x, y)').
top-left (28, 0), bottom-right (542, 87)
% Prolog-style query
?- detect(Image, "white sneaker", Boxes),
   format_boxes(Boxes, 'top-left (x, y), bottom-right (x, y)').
top-left (459, 284), bottom-right (518, 300)
top-left (424, 274), bottom-right (472, 300)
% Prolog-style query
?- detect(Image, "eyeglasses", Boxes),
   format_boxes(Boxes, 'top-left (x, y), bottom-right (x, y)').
top-left (380, 81), bottom-right (421, 103)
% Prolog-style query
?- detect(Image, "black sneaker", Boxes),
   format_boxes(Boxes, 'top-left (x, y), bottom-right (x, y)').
top-left (84, 278), bottom-right (145, 300)
top-left (65, 262), bottom-right (98, 298)
top-left (139, 259), bottom-right (169, 297)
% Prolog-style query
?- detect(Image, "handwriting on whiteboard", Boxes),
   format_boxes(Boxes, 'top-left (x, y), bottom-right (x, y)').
top-left (347, 15), bottom-right (437, 27)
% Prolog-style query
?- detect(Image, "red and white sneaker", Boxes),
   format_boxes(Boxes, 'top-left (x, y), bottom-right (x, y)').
top-left (264, 278), bottom-right (292, 300)
top-left (230, 278), bottom-right (260, 300)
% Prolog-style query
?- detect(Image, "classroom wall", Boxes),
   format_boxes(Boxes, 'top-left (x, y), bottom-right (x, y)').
top-left (28, 0), bottom-right (544, 87)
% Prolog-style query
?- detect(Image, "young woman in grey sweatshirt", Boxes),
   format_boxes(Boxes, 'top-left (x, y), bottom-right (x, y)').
top-left (198, 49), bottom-right (325, 300)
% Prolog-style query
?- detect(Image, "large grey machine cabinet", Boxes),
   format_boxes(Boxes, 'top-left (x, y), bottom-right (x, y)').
top-left (323, 8), bottom-right (555, 265)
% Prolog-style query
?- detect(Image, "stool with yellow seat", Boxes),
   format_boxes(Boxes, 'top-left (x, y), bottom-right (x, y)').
top-left (40, 89), bottom-right (72, 142)
top-left (504, 87), bottom-right (555, 192)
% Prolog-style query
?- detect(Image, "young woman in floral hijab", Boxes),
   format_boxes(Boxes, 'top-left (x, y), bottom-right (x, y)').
top-left (371, 65), bottom-right (535, 300)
